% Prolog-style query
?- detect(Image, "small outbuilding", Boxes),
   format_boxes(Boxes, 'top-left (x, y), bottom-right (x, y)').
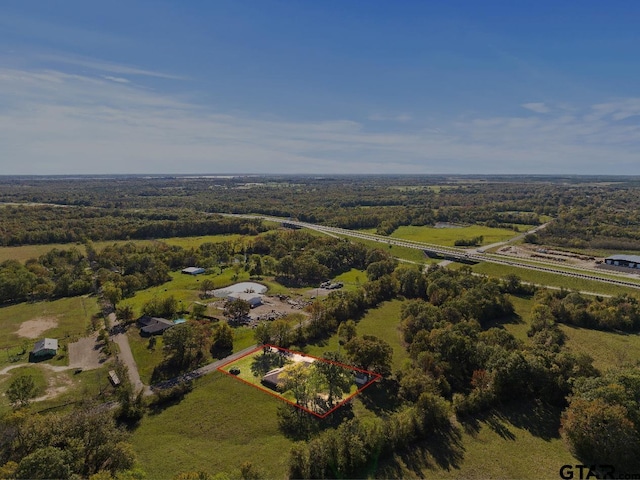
top-left (228, 292), bottom-right (263, 308)
top-left (182, 267), bottom-right (205, 275)
top-left (137, 316), bottom-right (175, 336)
top-left (32, 338), bottom-right (58, 358)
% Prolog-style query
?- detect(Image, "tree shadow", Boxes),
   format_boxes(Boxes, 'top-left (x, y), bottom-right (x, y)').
top-left (457, 399), bottom-right (562, 442)
top-left (374, 425), bottom-right (466, 478)
top-left (357, 379), bottom-right (403, 415)
top-left (493, 400), bottom-right (563, 441)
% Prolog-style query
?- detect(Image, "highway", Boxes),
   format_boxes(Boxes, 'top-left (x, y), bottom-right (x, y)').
top-left (228, 214), bottom-right (640, 291)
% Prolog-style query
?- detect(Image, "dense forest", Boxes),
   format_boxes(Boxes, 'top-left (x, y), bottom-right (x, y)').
top-left (2, 175), bottom-right (640, 250)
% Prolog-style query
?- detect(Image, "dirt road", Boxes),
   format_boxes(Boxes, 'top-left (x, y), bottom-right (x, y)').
top-left (108, 313), bottom-right (150, 395)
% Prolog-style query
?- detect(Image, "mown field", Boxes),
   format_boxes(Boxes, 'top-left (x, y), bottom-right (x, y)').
top-left (0, 234), bottom-right (249, 264)
top-left (305, 299), bottom-right (407, 372)
top-left (0, 295), bottom-right (100, 367)
top-left (390, 224), bottom-right (523, 247)
top-left (131, 372), bottom-right (294, 479)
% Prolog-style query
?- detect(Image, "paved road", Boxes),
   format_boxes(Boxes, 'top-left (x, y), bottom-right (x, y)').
top-left (152, 344), bottom-right (259, 391)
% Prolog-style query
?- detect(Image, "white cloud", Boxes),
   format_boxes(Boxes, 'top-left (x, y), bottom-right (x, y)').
top-left (103, 75), bottom-right (130, 84)
top-left (36, 53), bottom-right (184, 80)
top-left (0, 65), bottom-right (639, 175)
top-left (521, 102), bottom-right (551, 114)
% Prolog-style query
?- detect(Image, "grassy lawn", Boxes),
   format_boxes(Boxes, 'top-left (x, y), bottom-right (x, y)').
top-left (391, 225), bottom-right (520, 247)
top-left (306, 299), bottom-right (408, 372)
top-left (0, 364), bottom-right (48, 411)
top-left (119, 271), bottom-right (212, 315)
top-left (131, 372), bottom-right (293, 479)
top-left (384, 402), bottom-right (576, 480)
top-left (0, 296), bottom-right (100, 368)
top-left (472, 262), bottom-right (640, 298)
top-left (502, 293), bottom-right (640, 373)
top-left (561, 326), bottom-right (640, 372)
top-left (127, 329), bottom-right (166, 385)
top-left (0, 363), bottom-right (118, 416)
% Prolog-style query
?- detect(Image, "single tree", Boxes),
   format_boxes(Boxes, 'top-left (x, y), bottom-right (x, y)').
top-left (7, 375), bottom-right (37, 409)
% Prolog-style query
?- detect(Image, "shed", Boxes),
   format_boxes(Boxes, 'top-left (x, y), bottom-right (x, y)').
top-left (32, 338), bottom-right (58, 357)
top-left (228, 292), bottom-right (263, 308)
top-left (137, 316), bottom-right (175, 336)
top-left (182, 267), bottom-right (205, 275)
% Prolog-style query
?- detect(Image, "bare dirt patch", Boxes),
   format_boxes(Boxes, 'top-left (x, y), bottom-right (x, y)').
top-left (34, 371), bottom-right (74, 402)
top-left (16, 317), bottom-right (58, 339)
top-left (209, 295), bottom-right (310, 326)
top-left (496, 245), bottom-right (601, 269)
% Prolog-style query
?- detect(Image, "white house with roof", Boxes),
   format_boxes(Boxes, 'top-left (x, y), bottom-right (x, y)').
top-left (32, 338), bottom-right (58, 358)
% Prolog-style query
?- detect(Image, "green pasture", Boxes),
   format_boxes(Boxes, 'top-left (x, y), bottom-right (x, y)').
top-left (127, 330), bottom-right (166, 385)
top-left (0, 363), bottom-right (117, 416)
top-left (333, 268), bottom-right (366, 291)
top-left (0, 243), bottom-right (86, 264)
top-left (151, 234), bottom-right (247, 249)
top-left (306, 299), bottom-right (408, 372)
top-left (503, 293), bottom-right (640, 373)
top-left (232, 326), bottom-right (257, 352)
top-left (131, 372), bottom-right (293, 479)
top-left (561, 326), bottom-right (640, 372)
top-left (388, 402), bottom-right (576, 480)
top-left (0, 234), bottom-right (250, 264)
top-left (0, 296), bottom-right (100, 365)
top-left (391, 225), bottom-right (521, 247)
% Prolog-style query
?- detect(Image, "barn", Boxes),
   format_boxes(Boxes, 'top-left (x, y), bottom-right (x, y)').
top-left (182, 267), bottom-right (205, 275)
top-left (604, 254), bottom-right (640, 269)
top-left (32, 338), bottom-right (58, 358)
top-left (228, 292), bottom-right (263, 308)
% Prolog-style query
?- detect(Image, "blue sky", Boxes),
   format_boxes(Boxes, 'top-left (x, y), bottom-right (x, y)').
top-left (0, 0), bottom-right (638, 175)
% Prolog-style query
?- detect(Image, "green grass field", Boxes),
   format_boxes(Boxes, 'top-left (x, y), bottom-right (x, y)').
top-left (131, 372), bottom-right (293, 479)
top-left (0, 295), bottom-right (100, 367)
top-left (306, 299), bottom-right (408, 372)
top-left (504, 293), bottom-right (640, 374)
top-left (396, 403), bottom-right (577, 480)
top-left (391, 225), bottom-right (521, 247)
top-left (0, 234), bottom-right (250, 264)
top-left (0, 364), bottom-right (48, 410)
top-left (127, 330), bottom-right (166, 385)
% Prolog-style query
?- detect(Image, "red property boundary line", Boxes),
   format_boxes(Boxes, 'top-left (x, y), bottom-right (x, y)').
top-left (217, 344), bottom-right (382, 419)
